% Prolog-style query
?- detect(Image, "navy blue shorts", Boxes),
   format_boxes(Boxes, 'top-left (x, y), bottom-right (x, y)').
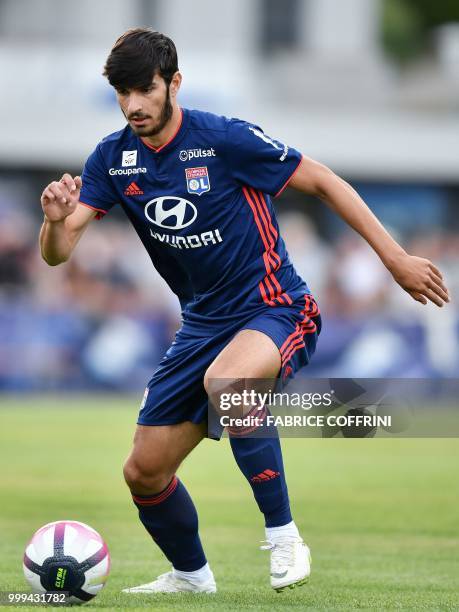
top-left (137, 293), bottom-right (321, 439)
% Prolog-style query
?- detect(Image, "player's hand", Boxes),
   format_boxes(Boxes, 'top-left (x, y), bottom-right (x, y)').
top-left (41, 174), bottom-right (82, 222)
top-left (389, 253), bottom-right (450, 307)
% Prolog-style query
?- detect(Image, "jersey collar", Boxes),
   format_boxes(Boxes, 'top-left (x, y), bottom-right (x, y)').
top-left (139, 107), bottom-right (188, 154)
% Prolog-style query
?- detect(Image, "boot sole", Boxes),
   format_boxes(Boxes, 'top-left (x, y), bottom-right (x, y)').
top-left (274, 576), bottom-right (309, 593)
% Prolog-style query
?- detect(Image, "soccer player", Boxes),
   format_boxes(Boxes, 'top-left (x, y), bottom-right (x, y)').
top-left (39, 29), bottom-right (449, 594)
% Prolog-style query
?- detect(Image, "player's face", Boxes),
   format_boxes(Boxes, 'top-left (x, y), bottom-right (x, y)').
top-left (116, 73), bottom-right (173, 137)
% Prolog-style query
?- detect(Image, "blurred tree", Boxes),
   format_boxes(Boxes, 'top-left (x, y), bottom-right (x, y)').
top-left (382, 0), bottom-right (423, 63)
top-left (405, 0), bottom-right (459, 28)
top-left (382, 0), bottom-right (459, 63)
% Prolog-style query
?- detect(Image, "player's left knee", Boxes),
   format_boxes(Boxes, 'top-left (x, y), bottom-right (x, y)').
top-left (123, 457), bottom-right (173, 495)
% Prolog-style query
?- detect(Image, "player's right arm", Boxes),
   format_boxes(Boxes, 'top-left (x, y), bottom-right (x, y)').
top-left (40, 173), bottom-right (96, 265)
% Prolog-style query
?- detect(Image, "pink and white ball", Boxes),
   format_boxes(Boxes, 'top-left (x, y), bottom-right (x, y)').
top-left (23, 521), bottom-right (110, 605)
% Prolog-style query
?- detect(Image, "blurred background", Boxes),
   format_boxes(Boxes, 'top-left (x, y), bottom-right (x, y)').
top-left (1, 0), bottom-right (458, 392)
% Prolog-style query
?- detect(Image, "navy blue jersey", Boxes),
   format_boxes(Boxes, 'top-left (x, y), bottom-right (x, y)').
top-left (79, 108), bottom-right (308, 322)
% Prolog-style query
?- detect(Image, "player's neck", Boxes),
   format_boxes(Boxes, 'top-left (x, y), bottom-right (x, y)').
top-left (142, 104), bottom-right (182, 151)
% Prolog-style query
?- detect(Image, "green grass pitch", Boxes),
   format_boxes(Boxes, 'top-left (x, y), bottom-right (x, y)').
top-left (1, 397), bottom-right (458, 611)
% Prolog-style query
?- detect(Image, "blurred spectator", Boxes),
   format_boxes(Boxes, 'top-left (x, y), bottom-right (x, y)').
top-left (278, 211), bottom-right (332, 298)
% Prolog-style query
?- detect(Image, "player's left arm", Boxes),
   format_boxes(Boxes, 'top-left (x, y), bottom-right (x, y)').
top-left (288, 156), bottom-right (450, 307)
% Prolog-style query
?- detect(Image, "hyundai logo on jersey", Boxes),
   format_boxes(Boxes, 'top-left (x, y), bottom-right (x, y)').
top-left (145, 197), bottom-right (197, 230)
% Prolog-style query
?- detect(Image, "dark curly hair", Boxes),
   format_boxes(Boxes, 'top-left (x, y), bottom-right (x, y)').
top-left (103, 28), bottom-right (179, 91)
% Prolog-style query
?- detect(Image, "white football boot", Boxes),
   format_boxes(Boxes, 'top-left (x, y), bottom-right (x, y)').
top-left (261, 536), bottom-right (311, 592)
top-left (122, 570), bottom-right (217, 594)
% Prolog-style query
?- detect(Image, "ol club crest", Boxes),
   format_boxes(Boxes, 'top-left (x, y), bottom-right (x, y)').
top-left (185, 167), bottom-right (210, 196)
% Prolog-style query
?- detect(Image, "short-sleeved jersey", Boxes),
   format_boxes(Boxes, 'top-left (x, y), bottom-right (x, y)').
top-left (79, 108), bottom-right (308, 323)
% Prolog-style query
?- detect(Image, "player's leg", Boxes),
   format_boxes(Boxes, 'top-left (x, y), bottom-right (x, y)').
top-left (204, 329), bottom-right (310, 591)
top-left (205, 329), bottom-right (282, 380)
top-left (122, 421), bottom-right (216, 593)
top-left (204, 331), bottom-right (293, 529)
top-left (124, 420), bottom-right (205, 494)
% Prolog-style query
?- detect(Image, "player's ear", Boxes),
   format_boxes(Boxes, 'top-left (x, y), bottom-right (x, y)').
top-left (170, 71), bottom-right (182, 98)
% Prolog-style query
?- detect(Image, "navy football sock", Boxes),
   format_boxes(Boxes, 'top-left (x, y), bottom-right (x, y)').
top-left (229, 431), bottom-right (292, 527)
top-left (132, 477), bottom-right (207, 572)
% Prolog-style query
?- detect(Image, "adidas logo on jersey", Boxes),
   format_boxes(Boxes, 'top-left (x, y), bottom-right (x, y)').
top-left (124, 181), bottom-right (144, 196)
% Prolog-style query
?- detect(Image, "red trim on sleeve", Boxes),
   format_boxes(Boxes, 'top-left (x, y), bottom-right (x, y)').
top-left (274, 155), bottom-right (304, 198)
top-left (141, 108), bottom-right (183, 152)
top-left (79, 200), bottom-right (107, 220)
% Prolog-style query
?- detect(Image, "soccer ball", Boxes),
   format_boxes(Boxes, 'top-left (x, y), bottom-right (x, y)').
top-left (23, 521), bottom-right (110, 605)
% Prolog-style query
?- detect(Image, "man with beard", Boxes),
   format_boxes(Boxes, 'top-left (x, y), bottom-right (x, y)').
top-left (39, 28), bottom-right (449, 595)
